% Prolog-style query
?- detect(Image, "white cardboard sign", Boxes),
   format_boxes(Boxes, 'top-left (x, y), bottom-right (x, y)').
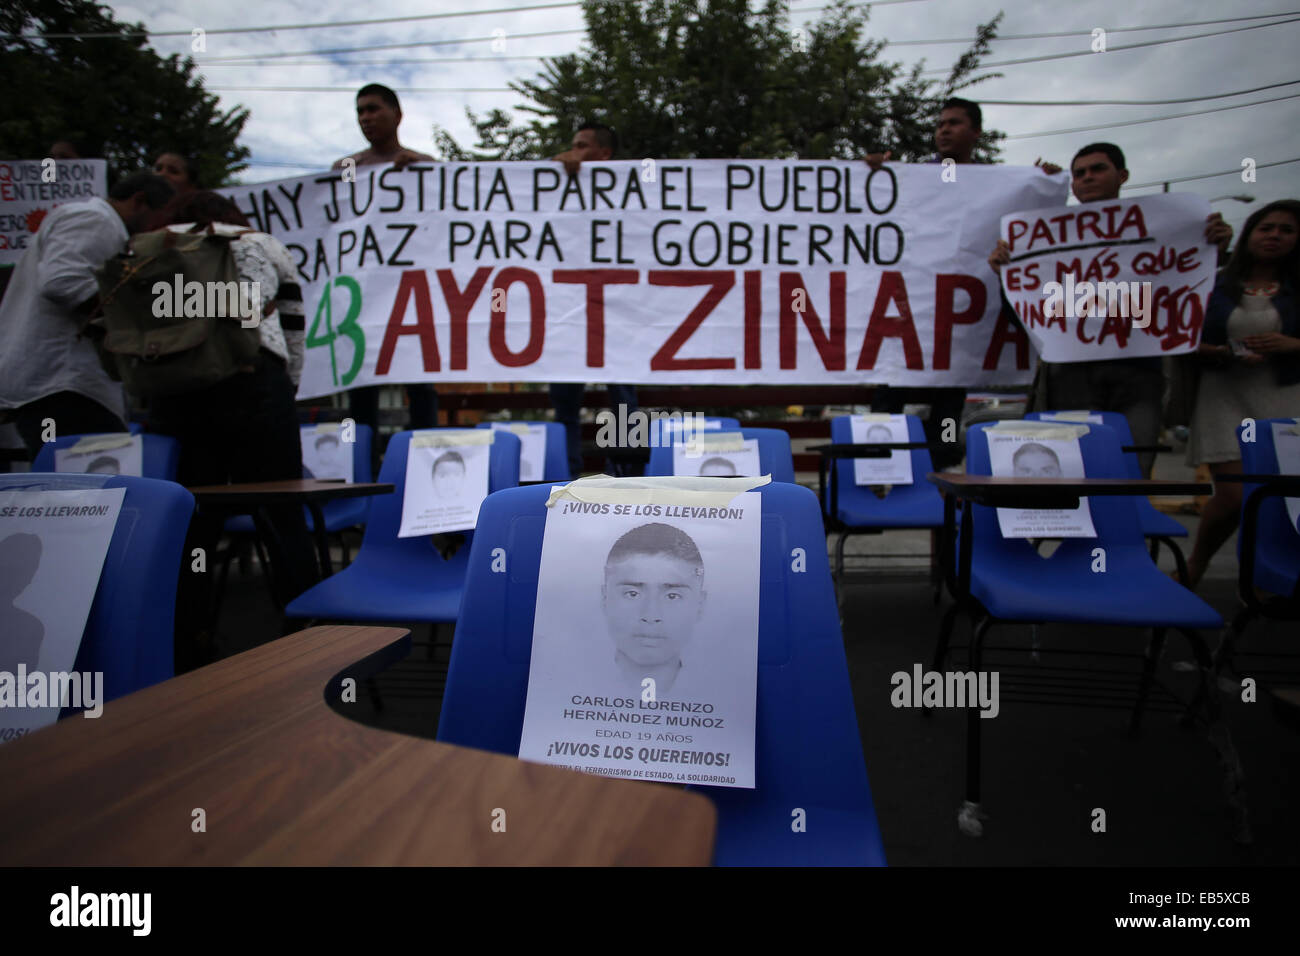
top-left (848, 414), bottom-right (913, 486)
top-left (397, 430), bottom-right (492, 536)
top-left (988, 431), bottom-right (1097, 538)
top-left (0, 488), bottom-right (124, 741)
top-left (301, 424), bottom-right (355, 482)
top-left (53, 434), bottom-right (142, 478)
top-left (518, 490), bottom-right (761, 788)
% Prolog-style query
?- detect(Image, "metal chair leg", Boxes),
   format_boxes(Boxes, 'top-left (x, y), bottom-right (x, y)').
top-left (958, 616), bottom-right (994, 837)
top-left (1129, 627), bottom-right (1166, 736)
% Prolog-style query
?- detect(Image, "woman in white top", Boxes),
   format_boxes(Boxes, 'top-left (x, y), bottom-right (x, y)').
top-left (1184, 199), bottom-right (1300, 589)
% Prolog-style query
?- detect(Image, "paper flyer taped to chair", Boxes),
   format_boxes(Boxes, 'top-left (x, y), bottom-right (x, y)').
top-left (671, 435), bottom-right (761, 478)
top-left (397, 431), bottom-right (492, 536)
top-left (517, 491), bottom-right (761, 788)
top-left (53, 435), bottom-right (143, 478)
top-left (1271, 421), bottom-right (1300, 532)
top-left (0, 488), bottom-right (124, 742)
top-left (849, 414), bottom-right (914, 486)
top-left (987, 433), bottom-right (1097, 538)
top-left (489, 422), bottom-right (547, 482)
top-left (300, 424), bottom-right (355, 482)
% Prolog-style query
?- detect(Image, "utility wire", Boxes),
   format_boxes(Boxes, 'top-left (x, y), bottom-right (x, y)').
top-left (918, 15), bottom-right (1300, 74)
top-left (1004, 93), bottom-right (1300, 140)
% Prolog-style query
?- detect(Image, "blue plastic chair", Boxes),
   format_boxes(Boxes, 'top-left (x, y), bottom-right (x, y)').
top-left (0, 473), bottom-right (194, 705)
top-left (1027, 410), bottom-right (1190, 581)
top-left (821, 414), bottom-right (945, 597)
top-left (645, 427), bottom-right (795, 483)
top-left (33, 433), bottom-right (179, 481)
top-left (476, 421), bottom-right (570, 482)
top-left (1214, 418), bottom-right (1300, 677)
top-left (437, 480), bottom-right (886, 866)
top-left (284, 429), bottom-right (520, 623)
top-left (935, 421), bottom-right (1226, 836)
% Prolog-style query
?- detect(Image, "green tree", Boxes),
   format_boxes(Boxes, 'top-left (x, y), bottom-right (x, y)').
top-left (434, 0), bottom-right (1004, 162)
top-left (0, 0), bottom-right (249, 185)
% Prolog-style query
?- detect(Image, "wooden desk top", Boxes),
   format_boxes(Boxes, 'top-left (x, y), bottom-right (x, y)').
top-left (927, 473), bottom-right (1211, 508)
top-left (0, 626), bottom-right (716, 866)
top-left (186, 479), bottom-right (395, 504)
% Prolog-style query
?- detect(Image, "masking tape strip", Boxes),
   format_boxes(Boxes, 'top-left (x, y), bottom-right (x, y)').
top-left (851, 413), bottom-right (904, 424)
top-left (684, 433), bottom-right (748, 454)
top-left (1038, 410), bottom-right (1100, 423)
top-left (69, 433), bottom-right (136, 454)
top-left (490, 423), bottom-right (534, 436)
top-left (546, 474), bottom-right (770, 508)
top-left (411, 429), bottom-right (494, 448)
top-left (987, 421), bottom-right (1090, 440)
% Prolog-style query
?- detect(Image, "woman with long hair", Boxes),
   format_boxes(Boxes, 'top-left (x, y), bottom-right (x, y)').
top-left (1184, 199), bottom-right (1300, 589)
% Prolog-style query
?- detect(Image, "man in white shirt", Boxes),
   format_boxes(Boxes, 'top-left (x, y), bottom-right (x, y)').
top-left (0, 172), bottom-right (174, 456)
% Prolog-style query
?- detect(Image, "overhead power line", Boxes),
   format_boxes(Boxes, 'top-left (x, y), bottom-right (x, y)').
top-left (1004, 92), bottom-right (1300, 140)
top-left (981, 80), bottom-right (1300, 106)
top-left (5, 0), bottom-right (936, 40)
top-left (1127, 157), bottom-right (1300, 189)
top-left (919, 15), bottom-right (1300, 74)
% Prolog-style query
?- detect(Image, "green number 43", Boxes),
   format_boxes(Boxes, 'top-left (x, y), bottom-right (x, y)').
top-left (307, 276), bottom-right (366, 387)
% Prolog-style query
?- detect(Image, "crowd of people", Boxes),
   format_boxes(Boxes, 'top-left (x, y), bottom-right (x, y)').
top-left (0, 84), bottom-right (1296, 650)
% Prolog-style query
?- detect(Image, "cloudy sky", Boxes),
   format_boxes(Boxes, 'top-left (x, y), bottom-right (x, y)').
top-left (109, 0), bottom-right (1299, 235)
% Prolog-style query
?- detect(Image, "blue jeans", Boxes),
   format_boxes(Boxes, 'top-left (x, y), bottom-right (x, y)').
top-left (550, 383), bottom-right (640, 476)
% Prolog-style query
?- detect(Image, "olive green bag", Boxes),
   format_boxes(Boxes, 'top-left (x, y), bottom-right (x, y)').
top-left (92, 226), bottom-right (262, 398)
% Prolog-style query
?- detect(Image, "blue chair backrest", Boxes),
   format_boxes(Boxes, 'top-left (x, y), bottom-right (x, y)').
top-left (0, 473), bottom-right (194, 705)
top-left (438, 481), bottom-right (880, 861)
top-left (33, 433), bottom-right (180, 482)
top-left (354, 429), bottom-right (520, 559)
top-left (1238, 417), bottom-right (1300, 546)
top-left (966, 421), bottom-right (1145, 560)
top-left (646, 427), bottom-right (795, 483)
top-left (648, 415), bottom-right (741, 446)
top-left (1027, 410), bottom-right (1141, 480)
top-left (475, 421), bottom-right (570, 481)
top-left (830, 413), bottom-right (935, 496)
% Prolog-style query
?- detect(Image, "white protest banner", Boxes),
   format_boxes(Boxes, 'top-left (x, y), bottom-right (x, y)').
top-left (518, 486), bottom-right (760, 788)
top-left (1271, 420), bottom-right (1300, 532)
top-left (1, 160), bottom-right (108, 266)
top-left (53, 434), bottom-right (142, 477)
top-left (987, 424), bottom-right (1096, 538)
top-left (490, 422), bottom-right (547, 481)
top-left (849, 413), bottom-right (913, 485)
top-left (0, 488), bottom-right (124, 741)
top-left (397, 429), bottom-right (492, 536)
top-left (672, 434), bottom-right (761, 477)
top-left (999, 193), bottom-right (1215, 362)
top-left (219, 161), bottom-right (1066, 397)
top-left (301, 424), bottom-right (355, 482)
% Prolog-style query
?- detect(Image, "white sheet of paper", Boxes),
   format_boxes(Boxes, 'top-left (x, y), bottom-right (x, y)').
top-left (0, 488), bottom-right (125, 742)
top-left (848, 414), bottom-right (914, 485)
top-left (672, 438), bottom-right (761, 477)
top-left (397, 431), bottom-right (492, 536)
top-left (1270, 421), bottom-right (1300, 533)
top-left (53, 435), bottom-right (142, 478)
top-left (491, 423), bottom-right (547, 482)
top-left (989, 433), bottom-right (1096, 538)
top-left (301, 425), bottom-right (355, 482)
top-left (518, 492), bottom-right (761, 788)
